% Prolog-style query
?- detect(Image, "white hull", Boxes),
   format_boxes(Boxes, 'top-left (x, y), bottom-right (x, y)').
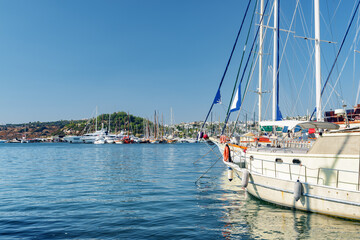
top-left (94, 140), bottom-right (105, 144)
top-left (64, 136), bottom-right (83, 143)
top-left (83, 137), bottom-right (96, 144)
top-left (217, 136), bottom-right (360, 220)
top-left (235, 169), bottom-right (360, 220)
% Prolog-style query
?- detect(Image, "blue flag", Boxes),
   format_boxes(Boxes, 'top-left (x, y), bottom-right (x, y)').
top-left (230, 83), bottom-right (241, 112)
top-left (213, 89), bottom-right (221, 104)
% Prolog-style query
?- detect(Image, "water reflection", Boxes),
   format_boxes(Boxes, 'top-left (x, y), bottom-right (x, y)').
top-left (218, 171), bottom-right (360, 239)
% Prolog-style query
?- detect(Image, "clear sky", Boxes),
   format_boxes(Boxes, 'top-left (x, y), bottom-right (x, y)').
top-left (0, 0), bottom-right (358, 125)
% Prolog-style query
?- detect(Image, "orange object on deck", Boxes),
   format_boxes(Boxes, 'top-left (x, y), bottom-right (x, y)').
top-left (220, 135), bottom-right (230, 143)
top-left (223, 144), bottom-right (231, 162)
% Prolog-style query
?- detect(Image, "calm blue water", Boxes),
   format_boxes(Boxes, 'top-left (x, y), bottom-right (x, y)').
top-left (0, 143), bottom-right (359, 239)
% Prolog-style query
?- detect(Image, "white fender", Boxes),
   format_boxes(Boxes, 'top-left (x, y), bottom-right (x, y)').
top-left (227, 167), bottom-right (233, 182)
top-left (294, 180), bottom-right (302, 201)
top-left (241, 169), bottom-right (249, 188)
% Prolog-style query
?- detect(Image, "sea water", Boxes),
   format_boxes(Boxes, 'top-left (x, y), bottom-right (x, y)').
top-left (0, 143), bottom-right (358, 239)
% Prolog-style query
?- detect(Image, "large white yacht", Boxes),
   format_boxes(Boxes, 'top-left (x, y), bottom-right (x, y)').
top-left (82, 128), bottom-right (107, 144)
top-left (63, 135), bottom-right (83, 143)
top-left (215, 123), bottom-right (360, 220)
top-left (206, 0), bottom-right (360, 220)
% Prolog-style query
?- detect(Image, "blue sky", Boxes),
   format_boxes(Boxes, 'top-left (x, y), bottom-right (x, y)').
top-left (0, 0), bottom-right (358, 124)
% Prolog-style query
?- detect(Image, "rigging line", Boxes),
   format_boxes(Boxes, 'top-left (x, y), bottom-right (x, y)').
top-left (354, 51), bottom-right (358, 103)
top-left (194, 156), bottom-right (222, 185)
top-left (356, 56), bottom-right (360, 104)
top-left (200, 0), bottom-right (253, 131)
top-left (355, 12), bottom-right (360, 105)
top-left (295, 3), bottom-right (316, 111)
top-left (298, 2), bottom-right (314, 60)
top-left (311, 0), bottom-right (360, 120)
top-left (323, 3), bottom-right (341, 90)
top-left (274, 0), bottom-right (299, 87)
top-left (320, 0), bottom-right (360, 97)
top-left (193, 147), bottom-right (217, 164)
top-left (264, 66), bottom-right (273, 119)
top-left (325, 2), bottom-right (357, 102)
top-left (323, 22), bottom-right (360, 110)
top-left (221, 0), bottom-right (271, 134)
top-left (225, 0), bottom-right (258, 120)
top-left (275, 2), bottom-right (300, 115)
top-left (329, 0), bottom-right (343, 25)
top-left (229, 44), bottom-right (259, 135)
top-left (230, 1), bottom-right (275, 130)
top-left (282, 50), bottom-right (301, 115)
top-left (291, 48), bottom-right (315, 116)
top-left (245, 34), bottom-right (273, 121)
top-left (220, 103), bottom-right (229, 115)
top-left (231, 44), bottom-right (260, 136)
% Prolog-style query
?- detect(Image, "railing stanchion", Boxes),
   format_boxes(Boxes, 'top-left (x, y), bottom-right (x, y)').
top-left (289, 164), bottom-right (292, 180)
top-left (317, 168), bottom-right (320, 185)
top-left (274, 162), bottom-right (277, 177)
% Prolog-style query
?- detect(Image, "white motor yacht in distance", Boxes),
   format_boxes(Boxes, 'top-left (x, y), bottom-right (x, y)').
top-left (82, 128), bottom-right (107, 144)
top-left (63, 135), bottom-right (83, 143)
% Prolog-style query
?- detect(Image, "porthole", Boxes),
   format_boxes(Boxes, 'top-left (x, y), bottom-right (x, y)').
top-left (275, 158), bottom-right (283, 163)
top-left (250, 156), bottom-right (254, 161)
top-left (293, 159), bottom-right (301, 164)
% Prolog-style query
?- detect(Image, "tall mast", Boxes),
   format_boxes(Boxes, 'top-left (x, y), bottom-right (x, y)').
top-left (258, 0), bottom-right (264, 124)
top-left (154, 111), bottom-right (156, 139)
top-left (162, 113), bottom-right (164, 138)
top-left (170, 107), bottom-right (173, 126)
top-left (157, 112), bottom-right (160, 138)
top-left (314, 0), bottom-right (322, 121)
top-left (95, 106), bottom-right (98, 131)
top-left (128, 112), bottom-right (130, 137)
top-left (108, 113), bottom-right (111, 133)
top-left (170, 107), bottom-right (173, 135)
top-left (272, 0), bottom-right (279, 121)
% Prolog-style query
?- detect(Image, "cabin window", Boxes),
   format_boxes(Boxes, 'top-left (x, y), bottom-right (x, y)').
top-left (275, 158), bottom-right (283, 163)
top-left (250, 156), bottom-right (254, 161)
top-left (293, 159), bottom-right (301, 164)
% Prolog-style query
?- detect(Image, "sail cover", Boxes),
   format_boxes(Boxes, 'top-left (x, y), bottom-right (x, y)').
top-left (230, 84), bottom-right (241, 112)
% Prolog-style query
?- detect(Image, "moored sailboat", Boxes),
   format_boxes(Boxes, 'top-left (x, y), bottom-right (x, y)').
top-left (204, 0), bottom-right (360, 220)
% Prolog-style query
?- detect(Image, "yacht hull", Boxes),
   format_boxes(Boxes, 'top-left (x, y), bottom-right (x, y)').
top-left (239, 170), bottom-right (360, 220)
top-left (216, 141), bottom-right (360, 220)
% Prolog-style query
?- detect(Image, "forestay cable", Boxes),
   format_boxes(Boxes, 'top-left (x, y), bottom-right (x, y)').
top-left (200, 0), bottom-right (254, 131)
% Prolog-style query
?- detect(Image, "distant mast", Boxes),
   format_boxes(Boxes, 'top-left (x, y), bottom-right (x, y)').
top-left (154, 111), bottom-right (157, 139)
top-left (95, 106), bottom-right (98, 131)
top-left (314, 0), bottom-right (322, 121)
top-left (128, 112), bottom-right (130, 137)
top-left (108, 114), bottom-right (111, 133)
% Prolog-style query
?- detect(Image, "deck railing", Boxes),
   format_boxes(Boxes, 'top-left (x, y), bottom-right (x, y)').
top-left (271, 139), bottom-right (314, 149)
top-left (236, 154), bottom-right (360, 191)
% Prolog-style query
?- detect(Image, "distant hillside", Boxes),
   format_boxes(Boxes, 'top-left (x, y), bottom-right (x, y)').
top-left (0, 120), bottom-right (72, 139)
top-left (0, 112), bottom-right (149, 139)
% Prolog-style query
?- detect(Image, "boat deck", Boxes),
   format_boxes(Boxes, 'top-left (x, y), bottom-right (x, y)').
top-left (247, 147), bottom-right (309, 154)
